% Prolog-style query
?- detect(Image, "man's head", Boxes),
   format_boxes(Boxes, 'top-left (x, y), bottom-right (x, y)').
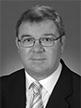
top-left (15, 5), bottom-right (66, 80)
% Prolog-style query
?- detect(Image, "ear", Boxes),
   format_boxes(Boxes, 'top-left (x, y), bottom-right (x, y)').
top-left (60, 36), bottom-right (66, 53)
top-left (15, 37), bottom-right (20, 49)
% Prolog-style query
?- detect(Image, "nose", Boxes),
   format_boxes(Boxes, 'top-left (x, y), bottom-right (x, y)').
top-left (31, 40), bottom-right (45, 53)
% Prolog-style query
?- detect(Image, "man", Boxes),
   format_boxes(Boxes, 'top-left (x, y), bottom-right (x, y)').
top-left (1, 5), bottom-right (80, 108)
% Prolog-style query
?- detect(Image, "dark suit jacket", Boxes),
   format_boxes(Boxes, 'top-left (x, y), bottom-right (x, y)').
top-left (1, 59), bottom-right (81, 108)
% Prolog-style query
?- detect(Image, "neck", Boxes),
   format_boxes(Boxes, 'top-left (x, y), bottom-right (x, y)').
top-left (25, 63), bottom-right (60, 81)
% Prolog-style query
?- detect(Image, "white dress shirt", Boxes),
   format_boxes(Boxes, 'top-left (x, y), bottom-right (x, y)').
top-left (25, 63), bottom-right (62, 108)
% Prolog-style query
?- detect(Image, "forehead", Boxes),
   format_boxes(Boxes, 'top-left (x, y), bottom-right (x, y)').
top-left (18, 20), bottom-right (59, 38)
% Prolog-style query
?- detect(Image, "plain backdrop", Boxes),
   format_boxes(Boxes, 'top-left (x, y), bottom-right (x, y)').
top-left (1, 1), bottom-right (81, 76)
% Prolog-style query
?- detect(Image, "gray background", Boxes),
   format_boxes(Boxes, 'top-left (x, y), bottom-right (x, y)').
top-left (1, 1), bottom-right (81, 76)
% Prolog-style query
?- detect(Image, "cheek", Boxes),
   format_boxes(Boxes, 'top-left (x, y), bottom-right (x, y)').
top-left (46, 46), bottom-right (61, 66)
top-left (19, 48), bottom-right (30, 62)
top-left (47, 50), bottom-right (56, 65)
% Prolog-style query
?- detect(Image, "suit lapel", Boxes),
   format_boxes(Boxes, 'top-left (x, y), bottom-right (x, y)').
top-left (6, 69), bottom-right (26, 108)
top-left (46, 60), bottom-right (73, 108)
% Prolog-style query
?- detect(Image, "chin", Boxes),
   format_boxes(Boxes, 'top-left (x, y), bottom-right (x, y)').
top-left (31, 64), bottom-right (46, 72)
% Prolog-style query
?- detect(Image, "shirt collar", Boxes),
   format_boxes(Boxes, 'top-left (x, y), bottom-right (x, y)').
top-left (25, 71), bottom-right (35, 91)
top-left (25, 62), bottom-right (62, 94)
top-left (39, 63), bottom-right (62, 94)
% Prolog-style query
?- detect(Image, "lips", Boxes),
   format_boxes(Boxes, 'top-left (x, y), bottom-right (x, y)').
top-left (30, 54), bottom-right (47, 61)
top-left (31, 58), bottom-right (46, 61)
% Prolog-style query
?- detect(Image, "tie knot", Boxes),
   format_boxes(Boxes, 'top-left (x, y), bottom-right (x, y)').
top-left (29, 81), bottom-right (42, 93)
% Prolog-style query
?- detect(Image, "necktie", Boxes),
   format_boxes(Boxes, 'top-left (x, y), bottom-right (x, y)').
top-left (29, 81), bottom-right (44, 108)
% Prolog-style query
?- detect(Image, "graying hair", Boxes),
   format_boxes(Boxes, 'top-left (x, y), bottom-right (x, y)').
top-left (15, 5), bottom-right (65, 37)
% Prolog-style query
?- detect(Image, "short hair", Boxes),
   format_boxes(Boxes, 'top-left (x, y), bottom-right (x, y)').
top-left (15, 5), bottom-right (65, 37)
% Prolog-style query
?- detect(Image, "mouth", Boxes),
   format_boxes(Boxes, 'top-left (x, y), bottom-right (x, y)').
top-left (30, 58), bottom-right (46, 66)
top-left (30, 58), bottom-right (46, 61)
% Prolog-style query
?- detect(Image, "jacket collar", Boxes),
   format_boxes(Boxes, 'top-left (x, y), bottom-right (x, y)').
top-left (46, 59), bottom-right (73, 108)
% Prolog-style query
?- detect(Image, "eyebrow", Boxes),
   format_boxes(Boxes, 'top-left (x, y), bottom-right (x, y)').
top-left (43, 33), bottom-right (56, 37)
top-left (20, 35), bottom-right (32, 39)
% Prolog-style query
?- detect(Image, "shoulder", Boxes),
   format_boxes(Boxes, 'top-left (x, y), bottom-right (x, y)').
top-left (71, 71), bottom-right (81, 91)
top-left (1, 68), bottom-right (25, 107)
top-left (1, 68), bottom-right (25, 80)
top-left (1, 68), bottom-right (25, 91)
top-left (61, 59), bottom-right (81, 91)
top-left (70, 71), bottom-right (81, 106)
top-left (60, 59), bottom-right (81, 85)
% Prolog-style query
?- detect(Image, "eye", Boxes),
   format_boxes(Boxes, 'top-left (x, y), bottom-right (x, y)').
top-left (22, 38), bottom-right (33, 43)
top-left (43, 37), bottom-right (52, 42)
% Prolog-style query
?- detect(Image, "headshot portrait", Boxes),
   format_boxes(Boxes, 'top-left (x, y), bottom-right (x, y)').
top-left (1, 1), bottom-right (81, 108)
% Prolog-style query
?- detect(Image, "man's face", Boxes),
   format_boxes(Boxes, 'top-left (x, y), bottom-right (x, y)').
top-left (16, 20), bottom-right (65, 80)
